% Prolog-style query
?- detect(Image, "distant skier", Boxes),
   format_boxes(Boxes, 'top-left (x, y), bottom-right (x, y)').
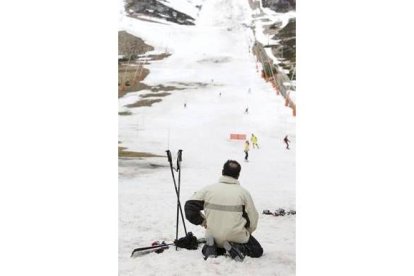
top-left (184, 103), bottom-right (187, 108)
top-left (248, 88), bottom-right (251, 94)
top-left (251, 134), bottom-right (259, 149)
top-left (284, 135), bottom-right (290, 150)
top-left (219, 92), bottom-right (222, 97)
top-left (244, 140), bottom-right (250, 161)
top-left (245, 107), bottom-right (249, 114)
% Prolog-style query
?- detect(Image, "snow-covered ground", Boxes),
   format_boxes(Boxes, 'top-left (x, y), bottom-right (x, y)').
top-left (119, 0), bottom-right (295, 275)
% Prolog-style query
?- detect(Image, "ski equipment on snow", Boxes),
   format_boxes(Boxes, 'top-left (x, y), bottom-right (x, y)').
top-left (130, 241), bottom-right (171, 257)
top-left (174, 231), bottom-right (199, 250)
top-left (130, 233), bottom-right (206, 258)
top-left (262, 209), bottom-right (296, 216)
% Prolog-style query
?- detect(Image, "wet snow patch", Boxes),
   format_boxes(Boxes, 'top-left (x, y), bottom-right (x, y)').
top-left (197, 56), bottom-right (232, 64)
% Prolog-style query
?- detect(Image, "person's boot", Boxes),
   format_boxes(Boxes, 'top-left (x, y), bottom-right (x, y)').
top-left (223, 241), bottom-right (245, 262)
top-left (202, 235), bottom-right (217, 260)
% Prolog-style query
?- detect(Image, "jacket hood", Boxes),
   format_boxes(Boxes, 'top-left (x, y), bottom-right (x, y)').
top-left (219, 175), bottom-right (240, 185)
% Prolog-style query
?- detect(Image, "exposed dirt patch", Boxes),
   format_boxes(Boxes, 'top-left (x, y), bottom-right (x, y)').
top-left (118, 31), bottom-right (172, 98)
top-left (118, 65), bottom-right (151, 98)
top-left (150, 84), bottom-right (184, 92)
top-left (118, 146), bottom-right (164, 158)
top-left (121, 82), bottom-right (152, 98)
top-left (119, 31), bottom-right (154, 57)
top-left (140, 92), bottom-right (171, 98)
top-left (125, 99), bottom-right (162, 108)
top-left (146, 53), bottom-right (171, 61)
top-left (172, 82), bottom-right (211, 88)
top-left (119, 111), bottom-right (132, 116)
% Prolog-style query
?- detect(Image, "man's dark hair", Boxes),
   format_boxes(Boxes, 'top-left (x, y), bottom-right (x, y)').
top-left (222, 160), bottom-right (241, 179)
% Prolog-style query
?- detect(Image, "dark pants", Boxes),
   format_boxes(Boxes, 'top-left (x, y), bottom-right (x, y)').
top-left (244, 151), bottom-right (248, 160)
top-left (284, 141), bottom-right (290, 149)
top-left (202, 235), bottom-right (263, 258)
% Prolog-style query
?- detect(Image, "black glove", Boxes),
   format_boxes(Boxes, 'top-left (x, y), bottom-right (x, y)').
top-left (174, 232), bottom-right (199, 250)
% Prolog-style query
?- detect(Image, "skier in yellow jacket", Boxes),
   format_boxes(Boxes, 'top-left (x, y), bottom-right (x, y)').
top-left (244, 140), bottom-right (250, 161)
top-left (250, 134), bottom-right (259, 149)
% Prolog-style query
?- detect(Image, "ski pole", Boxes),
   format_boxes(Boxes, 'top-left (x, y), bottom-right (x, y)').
top-left (166, 150), bottom-right (188, 244)
top-left (175, 150), bottom-right (181, 250)
top-left (166, 150), bottom-right (180, 248)
top-left (177, 150), bottom-right (187, 234)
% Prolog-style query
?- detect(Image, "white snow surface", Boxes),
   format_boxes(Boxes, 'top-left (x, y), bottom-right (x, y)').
top-left (119, 0), bottom-right (295, 275)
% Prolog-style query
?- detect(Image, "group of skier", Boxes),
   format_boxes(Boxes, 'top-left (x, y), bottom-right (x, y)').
top-left (243, 134), bottom-right (259, 161)
top-left (243, 134), bottom-right (291, 161)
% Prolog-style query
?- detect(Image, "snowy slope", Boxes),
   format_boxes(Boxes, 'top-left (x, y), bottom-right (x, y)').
top-left (119, 0), bottom-right (295, 275)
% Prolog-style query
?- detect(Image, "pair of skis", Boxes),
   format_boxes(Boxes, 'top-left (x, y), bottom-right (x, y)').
top-left (131, 237), bottom-right (206, 258)
top-left (131, 241), bottom-right (171, 257)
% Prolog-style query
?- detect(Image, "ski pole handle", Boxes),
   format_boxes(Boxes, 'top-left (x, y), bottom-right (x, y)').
top-left (177, 149), bottom-right (183, 169)
top-left (166, 150), bottom-right (172, 163)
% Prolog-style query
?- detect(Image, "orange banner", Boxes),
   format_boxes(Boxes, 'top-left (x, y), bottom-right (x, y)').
top-left (230, 134), bottom-right (247, 140)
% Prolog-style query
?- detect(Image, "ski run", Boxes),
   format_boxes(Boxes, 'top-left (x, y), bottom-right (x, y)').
top-left (119, 0), bottom-right (296, 275)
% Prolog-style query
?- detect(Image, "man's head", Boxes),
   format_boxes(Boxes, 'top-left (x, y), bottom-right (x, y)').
top-left (222, 160), bottom-right (241, 179)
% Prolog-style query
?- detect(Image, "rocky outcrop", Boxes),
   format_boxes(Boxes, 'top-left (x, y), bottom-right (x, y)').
top-left (271, 18), bottom-right (295, 79)
top-left (262, 0), bottom-right (296, 13)
top-left (125, 0), bottom-right (196, 25)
